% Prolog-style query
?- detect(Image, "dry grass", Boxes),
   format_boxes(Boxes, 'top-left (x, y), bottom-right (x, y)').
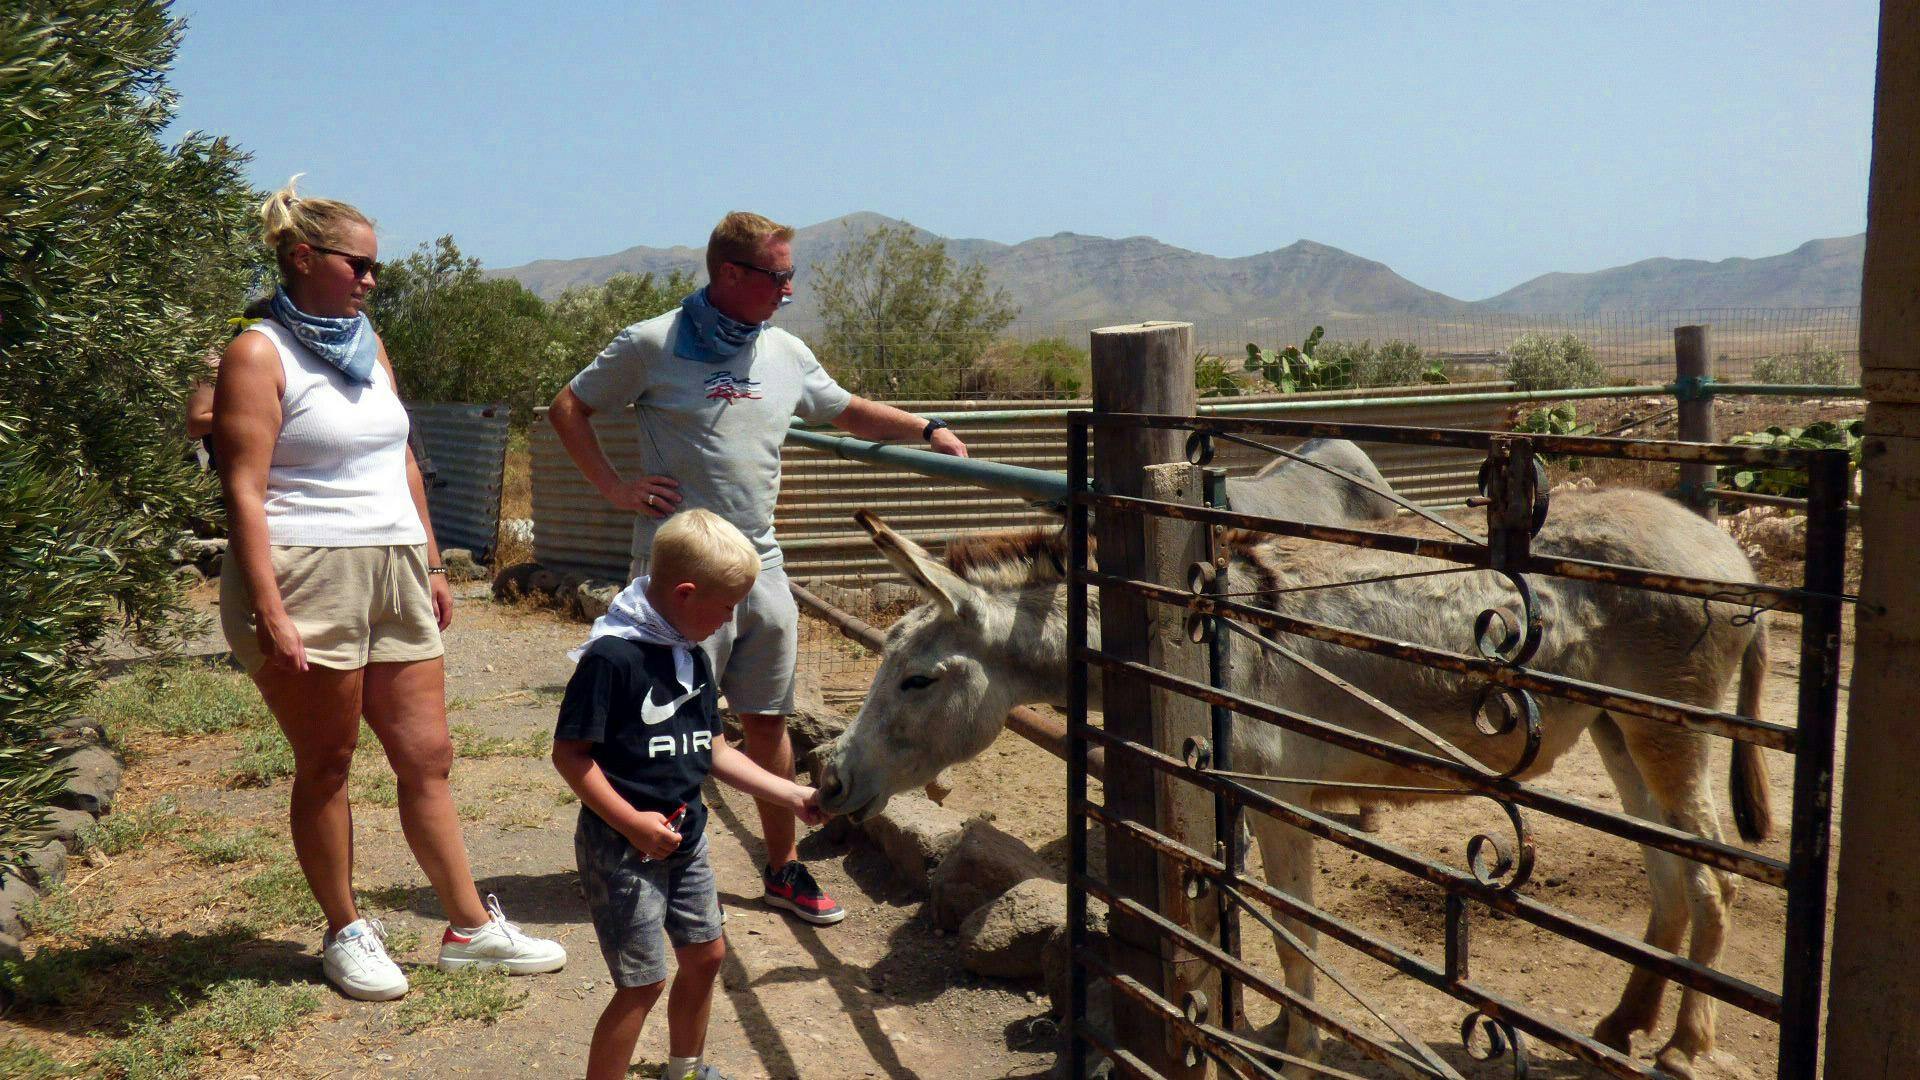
top-left (492, 431), bottom-right (534, 568)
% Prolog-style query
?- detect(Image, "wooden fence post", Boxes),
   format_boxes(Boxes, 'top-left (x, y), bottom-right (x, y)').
top-left (1674, 324), bottom-right (1718, 520)
top-left (1826, 0), bottom-right (1920, 1074)
top-left (1091, 321), bottom-right (1207, 1077)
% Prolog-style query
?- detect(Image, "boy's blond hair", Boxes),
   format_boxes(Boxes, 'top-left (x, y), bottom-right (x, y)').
top-left (649, 509), bottom-right (759, 594)
top-left (706, 211), bottom-right (794, 279)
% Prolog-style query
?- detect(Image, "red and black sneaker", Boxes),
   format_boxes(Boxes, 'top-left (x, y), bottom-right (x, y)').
top-left (763, 861), bottom-right (845, 925)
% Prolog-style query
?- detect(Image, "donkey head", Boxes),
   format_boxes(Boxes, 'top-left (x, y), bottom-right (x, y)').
top-left (812, 511), bottom-right (1078, 821)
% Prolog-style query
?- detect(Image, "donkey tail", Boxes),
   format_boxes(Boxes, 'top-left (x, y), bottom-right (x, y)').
top-left (1732, 620), bottom-right (1775, 843)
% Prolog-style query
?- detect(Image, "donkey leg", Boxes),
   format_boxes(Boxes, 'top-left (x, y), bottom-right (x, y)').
top-left (1248, 810), bottom-right (1321, 1069)
top-left (1588, 715), bottom-right (1693, 1057)
top-left (1617, 722), bottom-right (1731, 1079)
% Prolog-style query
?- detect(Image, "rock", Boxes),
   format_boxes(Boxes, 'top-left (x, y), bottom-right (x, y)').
top-left (1042, 918), bottom-right (1114, 1032)
top-left (441, 548), bottom-right (485, 582)
top-left (174, 563), bottom-right (207, 586)
top-left (858, 794), bottom-right (970, 887)
top-left (0, 932), bottom-right (21, 964)
top-left (182, 536), bottom-right (228, 574)
top-left (44, 714), bottom-right (107, 748)
top-left (501, 518), bottom-right (535, 545)
top-left (0, 872), bottom-right (36, 938)
top-left (20, 839), bottom-right (66, 890)
top-left (36, 807), bottom-right (97, 852)
top-left (960, 877), bottom-right (1068, 979)
top-left (785, 669), bottom-right (850, 772)
top-left (527, 569), bottom-right (563, 600)
top-left (930, 819), bottom-right (1059, 931)
top-left (491, 561), bottom-right (545, 601)
top-left (1748, 514), bottom-right (1807, 559)
top-left (575, 579), bottom-right (623, 622)
top-left (50, 744), bottom-right (122, 816)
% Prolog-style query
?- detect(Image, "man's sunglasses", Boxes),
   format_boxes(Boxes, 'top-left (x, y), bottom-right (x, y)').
top-left (728, 260), bottom-right (796, 287)
top-left (310, 245), bottom-right (383, 279)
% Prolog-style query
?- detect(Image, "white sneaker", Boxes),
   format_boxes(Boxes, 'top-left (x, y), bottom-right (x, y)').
top-left (323, 918), bottom-right (409, 1001)
top-left (436, 893), bottom-right (568, 974)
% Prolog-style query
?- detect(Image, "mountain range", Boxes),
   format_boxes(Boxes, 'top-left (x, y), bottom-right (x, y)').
top-left (496, 212), bottom-right (1864, 326)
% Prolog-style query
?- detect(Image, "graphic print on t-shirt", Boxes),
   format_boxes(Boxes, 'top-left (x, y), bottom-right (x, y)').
top-left (704, 371), bottom-right (762, 401)
top-left (642, 679), bottom-right (701, 726)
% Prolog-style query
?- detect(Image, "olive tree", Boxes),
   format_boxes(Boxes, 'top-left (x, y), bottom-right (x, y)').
top-left (0, 0), bottom-right (262, 862)
top-left (810, 222), bottom-right (1017, 399)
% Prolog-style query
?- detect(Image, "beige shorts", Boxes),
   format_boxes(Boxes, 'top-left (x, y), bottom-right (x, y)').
top-left (221, 544), bottom-right (444, 673)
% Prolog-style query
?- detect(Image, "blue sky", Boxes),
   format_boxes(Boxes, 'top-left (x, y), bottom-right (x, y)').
top-left (167, 1), bottom-right (1878, 300)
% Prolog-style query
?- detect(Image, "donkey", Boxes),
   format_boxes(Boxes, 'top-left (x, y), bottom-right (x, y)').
top-left (813, 486), bottom-right (1771, 1079)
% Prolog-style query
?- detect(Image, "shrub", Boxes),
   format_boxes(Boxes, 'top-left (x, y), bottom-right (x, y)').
top-left (1751, 340), bottom-right (1847, 386)
top-left (1721, 420), bottom-right (1864, 498)
top-left (0, 1), bottom-right (260, 869)
top-left (957, 337), bottom-right (1089, 398)
top-left (1315, 339), bottom-right (1449, 388)
top-left (1501, 333), bottom-right (1605, 391)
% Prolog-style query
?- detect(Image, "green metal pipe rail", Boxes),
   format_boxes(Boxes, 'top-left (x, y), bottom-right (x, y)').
top-left (783, 426), bottom-right (1073, 504)
top-left (789, 380), bottom-right (1863, 431)
top-left (783, 380), bottom-right (1863, 505)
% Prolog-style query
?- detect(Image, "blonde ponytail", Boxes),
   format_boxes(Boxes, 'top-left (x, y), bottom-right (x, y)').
top-left (259, 174), bottom-right (374, 277)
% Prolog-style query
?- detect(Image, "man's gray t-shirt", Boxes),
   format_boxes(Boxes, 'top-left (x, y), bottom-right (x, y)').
top-left (568, 309), bottom-right (851, 570)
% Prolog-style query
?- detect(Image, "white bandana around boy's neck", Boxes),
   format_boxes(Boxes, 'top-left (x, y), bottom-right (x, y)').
top-left (570, 576), bottom-right (700, 722)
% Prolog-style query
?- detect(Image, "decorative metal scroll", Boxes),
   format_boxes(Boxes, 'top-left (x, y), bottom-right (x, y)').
top-left (1065, 411), bottom-right (1851, 1080)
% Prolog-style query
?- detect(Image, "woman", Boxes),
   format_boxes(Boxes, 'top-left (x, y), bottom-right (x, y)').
top-left (213, 177), bottom-right (565, 1001)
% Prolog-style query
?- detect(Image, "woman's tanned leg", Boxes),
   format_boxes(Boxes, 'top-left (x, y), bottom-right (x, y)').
top-left (253, 663), bottom-right (365, 935)
top-left (360, 656), bottom-right (489, 928)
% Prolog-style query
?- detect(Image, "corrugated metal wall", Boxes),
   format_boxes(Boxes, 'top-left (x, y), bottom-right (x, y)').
top-left (409, 404), bottom-right (511, 558)
top-left (526, 382), bottom-right (1516, 584)
top-left (529, 407), bottom-right (640, 581)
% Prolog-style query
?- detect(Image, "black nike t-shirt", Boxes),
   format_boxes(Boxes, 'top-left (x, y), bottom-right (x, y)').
top-left (555, 635), bottom-right (721, 849)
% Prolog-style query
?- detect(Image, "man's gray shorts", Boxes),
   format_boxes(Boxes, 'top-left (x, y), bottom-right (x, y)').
top-left (629, 556), bottom-right (797, 716)
top-left (575, 809), bottom-right (724, 988)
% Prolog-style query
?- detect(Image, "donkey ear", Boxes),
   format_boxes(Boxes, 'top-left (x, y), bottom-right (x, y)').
top-left (854, 509), bottom-right (980, 617)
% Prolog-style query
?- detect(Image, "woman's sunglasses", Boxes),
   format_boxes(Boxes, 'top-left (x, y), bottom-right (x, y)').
top-left (310, 245), bottom-right (383, 279)
top-left (728, 260), bottom-right (796, 287)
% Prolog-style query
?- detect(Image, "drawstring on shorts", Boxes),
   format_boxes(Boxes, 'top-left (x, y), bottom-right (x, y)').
top-left (384, 546), bottom-right (403, 616)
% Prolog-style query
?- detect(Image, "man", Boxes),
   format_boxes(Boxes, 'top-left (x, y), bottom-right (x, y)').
top-left (549, 211), bottom-right (966, 926)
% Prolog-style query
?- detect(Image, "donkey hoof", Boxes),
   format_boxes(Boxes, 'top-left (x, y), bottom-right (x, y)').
top-left (1654, 1044), bottom-right (1699, 1080)
top-left (1592, 1013), bottom-right (1639, 1055)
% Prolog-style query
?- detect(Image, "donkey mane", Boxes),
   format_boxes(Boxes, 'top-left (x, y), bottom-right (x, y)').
top-left (942, 527), bottom-right (1086, 590)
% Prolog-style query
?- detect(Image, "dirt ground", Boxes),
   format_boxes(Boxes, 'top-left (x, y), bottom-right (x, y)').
top-left (4, 583), bottom-right (1058, 1079)
top-left (791, 396), bottom-right (1865, 1080)
top-left (14, 397), bottom-right (1858, 1078)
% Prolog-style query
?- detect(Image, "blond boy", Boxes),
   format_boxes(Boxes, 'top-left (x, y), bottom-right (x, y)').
top-left (553, 510), bottom-right (824, 1080)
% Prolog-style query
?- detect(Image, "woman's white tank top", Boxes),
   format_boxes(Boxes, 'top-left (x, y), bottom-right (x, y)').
top-left (247, 320), bottom-right (427, 547)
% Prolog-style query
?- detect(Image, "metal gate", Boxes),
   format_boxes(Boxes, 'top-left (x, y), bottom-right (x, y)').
top-left (1063, 412), bottom-right (1850, 1079)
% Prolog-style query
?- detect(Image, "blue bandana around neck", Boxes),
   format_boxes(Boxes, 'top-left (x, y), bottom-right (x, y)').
top-left (268, 287), bottom-right (379, 386)
top-left (673, 287), bottom-right (766, 364)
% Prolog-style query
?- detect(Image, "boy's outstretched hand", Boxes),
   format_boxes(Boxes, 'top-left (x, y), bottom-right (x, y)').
top-left (794, 785), bottom-right (828, 827)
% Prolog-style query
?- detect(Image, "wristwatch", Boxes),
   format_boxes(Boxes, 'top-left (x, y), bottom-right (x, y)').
top-left (921, 417), bottom-right (950, 442)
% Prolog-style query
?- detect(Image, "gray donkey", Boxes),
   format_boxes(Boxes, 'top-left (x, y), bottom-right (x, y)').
top-left (813, 480), bottom-right (1771, 1079)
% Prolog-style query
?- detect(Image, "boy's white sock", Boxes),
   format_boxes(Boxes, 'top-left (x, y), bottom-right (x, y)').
top-left (664, 1055), bottom-right (700, 1080)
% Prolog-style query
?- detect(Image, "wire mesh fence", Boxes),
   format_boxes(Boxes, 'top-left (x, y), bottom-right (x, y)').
top-left (784, 307), bottom-right (1860, 401)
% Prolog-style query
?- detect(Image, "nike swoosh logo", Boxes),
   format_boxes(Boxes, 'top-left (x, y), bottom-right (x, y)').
top-left (641, 685), bottom-right (699, 726)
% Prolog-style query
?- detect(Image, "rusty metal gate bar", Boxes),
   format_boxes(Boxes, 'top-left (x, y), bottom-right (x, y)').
top-left (1063, 411), bottom-right (1850, 1080)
